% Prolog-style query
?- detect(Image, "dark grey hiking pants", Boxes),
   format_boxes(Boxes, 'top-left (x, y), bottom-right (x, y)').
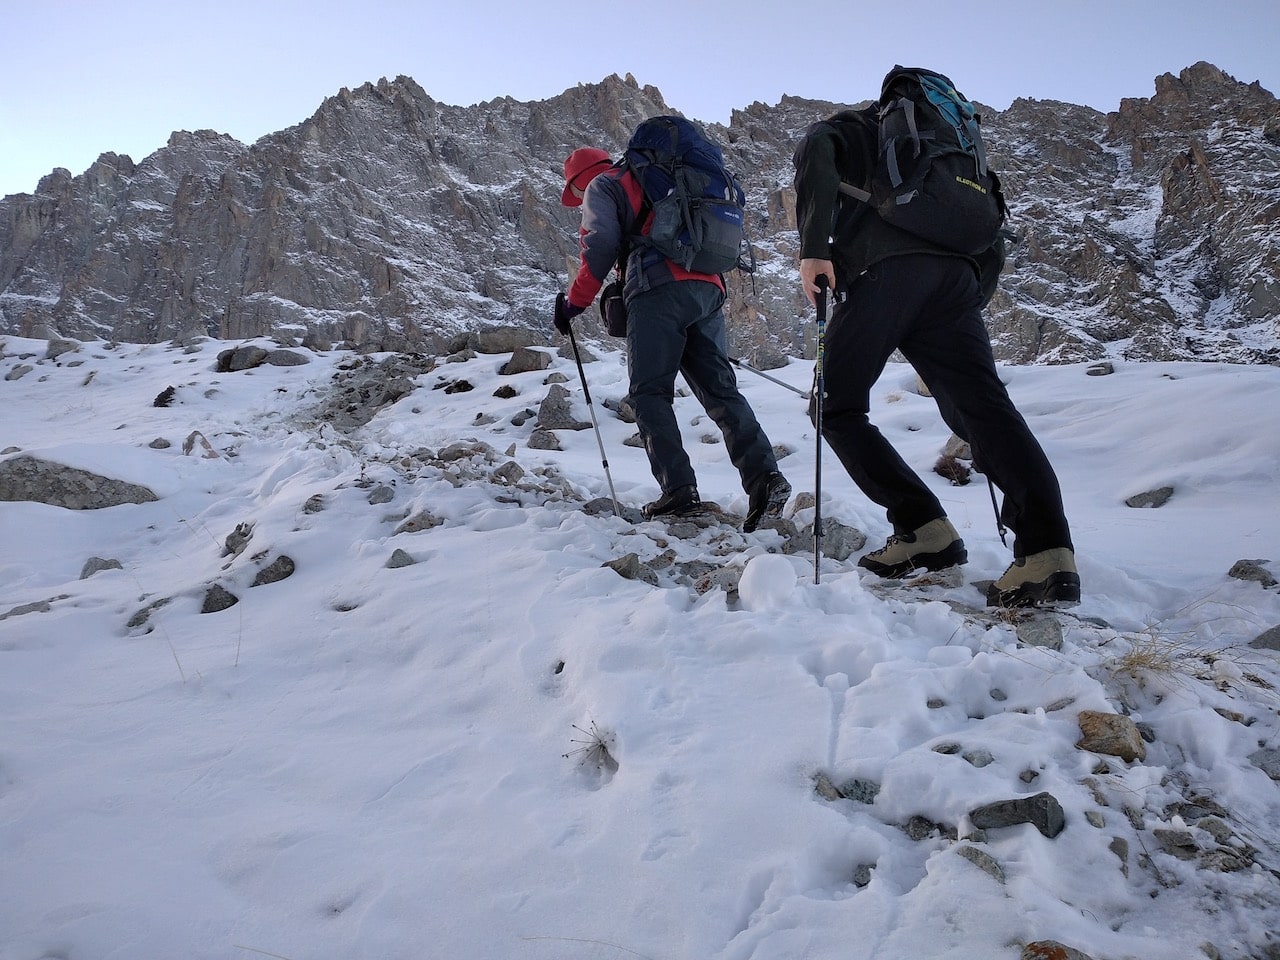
top-left (626, 280), bottom-right (778, 496)
top-left (818, 253), bottom-right (1073, 558)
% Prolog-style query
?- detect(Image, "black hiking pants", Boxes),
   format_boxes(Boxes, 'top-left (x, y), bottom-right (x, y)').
top-left (818, 253), bottom-right (1073, 558)
top-left (626, 279), bottom-right (778, 496)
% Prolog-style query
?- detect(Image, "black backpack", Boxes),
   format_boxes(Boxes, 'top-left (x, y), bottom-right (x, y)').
top-left (624, 116), bottom-right (753, 275)
top-left (840, 66), bottom-right (1007, 256)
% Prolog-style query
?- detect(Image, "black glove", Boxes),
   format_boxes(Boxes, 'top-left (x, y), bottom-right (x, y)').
top-left (553, 293), bottom-right (583, 335)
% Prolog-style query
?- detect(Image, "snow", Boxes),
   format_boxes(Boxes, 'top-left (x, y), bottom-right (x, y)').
top-left (2, 334), bottom-right (1279, 960)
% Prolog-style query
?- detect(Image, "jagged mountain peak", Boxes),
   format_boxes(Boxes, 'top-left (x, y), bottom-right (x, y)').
top-left (1, 64), bottom-right (1277, 365)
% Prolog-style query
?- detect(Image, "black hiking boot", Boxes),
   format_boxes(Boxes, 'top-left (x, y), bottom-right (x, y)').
top-left (642, 485), bottom-right (701, 520)
top-left (986, 548), bottom-right (1081, 608)
top-left (857, 518), bottom-right (967, 578)
top-left (743, 472), bottom-right (792, 533)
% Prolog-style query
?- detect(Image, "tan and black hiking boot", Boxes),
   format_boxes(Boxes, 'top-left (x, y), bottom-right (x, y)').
top-left (986, 548), bottom-right (1081, 608)
top-left (857, 518), bottom-right (967, 578)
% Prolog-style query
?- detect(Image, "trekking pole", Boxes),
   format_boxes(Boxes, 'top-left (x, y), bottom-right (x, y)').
top-left (566, 320), bottom-right (620, 516)
top-left (812, 276), bottom-right (828, 585)
top-left (728, 356), bottom-right (810, 399)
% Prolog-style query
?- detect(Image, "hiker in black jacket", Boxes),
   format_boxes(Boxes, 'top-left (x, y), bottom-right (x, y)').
top-left (554, 143), bottom-right (790, 531)
top-left (792, 88), bottom-right (1080, 607)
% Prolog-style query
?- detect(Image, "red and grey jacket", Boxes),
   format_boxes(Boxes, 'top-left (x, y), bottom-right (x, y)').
top-left (567, 164), bottom-right (724, 313)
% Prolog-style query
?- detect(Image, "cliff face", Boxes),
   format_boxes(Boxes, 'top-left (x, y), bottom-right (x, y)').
top-left (3, 64), bottom-right (1277, 364)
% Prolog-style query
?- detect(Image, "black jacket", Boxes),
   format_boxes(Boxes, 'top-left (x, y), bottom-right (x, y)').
top-left (793, 107), bottom-right (978, 292)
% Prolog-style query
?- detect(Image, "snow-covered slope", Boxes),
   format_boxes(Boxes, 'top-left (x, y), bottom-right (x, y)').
top-left (2, 334), bottom-right (1279, 959)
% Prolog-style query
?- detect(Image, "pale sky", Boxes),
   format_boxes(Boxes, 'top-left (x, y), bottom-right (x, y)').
top-left (2, 0), bottom-right (1277, 198)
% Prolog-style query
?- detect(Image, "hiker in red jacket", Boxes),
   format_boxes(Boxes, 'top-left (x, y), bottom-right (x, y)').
top-left (553, 143), bottom-right (790, 532)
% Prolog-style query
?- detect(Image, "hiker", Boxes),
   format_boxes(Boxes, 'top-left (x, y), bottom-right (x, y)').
top-left (553, 131), bottom-right (791, 532)
top-left (791, 67), bottom-right (1079, 607)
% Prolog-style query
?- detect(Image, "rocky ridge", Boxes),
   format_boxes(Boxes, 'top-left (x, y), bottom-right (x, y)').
top-left (1, 63), bottom-right (1277, 365)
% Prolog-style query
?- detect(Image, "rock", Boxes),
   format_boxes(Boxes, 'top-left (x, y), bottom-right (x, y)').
top-left (366, 484), bottom-right (395, 504)
top-left (1198, 848), bottom-right (1251, 872)
top-left (386, 548), bottom-right (416, 568)
top-left (1016, 615), bottom-right (1064, 650)
top-left (1229, 559), bottom-right (1277, 588)
top-left (1077, 710), bottom-right (1147, 762)
top-left (493, 461), bottom-right (525, 484)
top-left (969, 792), bottom-right (1066, 838)
top-left (1108, 836), bottom-right (1129, 875)
top-left (1021, 941), bottom-right (1095, 960)
top-left (689, 566), bottom-right (741, 597)
top-left (942, 433), bottom-right (972, 460)
top-left (851, 864), bottom-right (874, 888)
top-left (796, 517), bottom-right (866, 561)
top-left (126, 596), bottom-right (171, 630)
top-left (475, 326), bottom-right (540, 354)
top-left (956, 845), bottom-right (1005, 883)
top-left (395, 511), bottom-right (444, 534)
top-left (437, 440), bottom-right (495, 463)
top-left (536, 383), bottom-right (590, 431)
top-left (250, 555), bottom-right (296, 586)
top-left (493, 384), bottom-right (518, 399)
top-left (216, 345), bottom-right (269, 371)
top-left (1251, 624), bottom-right (1280, 651)
top-left (813, 772), bottom-right (842, 802)
top-left (603, 553), bottom-right (659, 586)
top-left (201, 584), bottom-right (239, 614)
top-left (153, 385), bottom-right (177, 407)
top-left (46, 336), bottom-right (80, 359)
top-left (222, 521), bottom-right (254, 558)
top-left (903, 815), bottom-right (940, 841)
top-left (1153, 827), bottom-right (1199, 859)
top-left (500, 346), bottom-right (552, 375)
top-left (835, 778), bottom-right (880, 804)
top-left (0, 455), bottom-right (158, 509)
top-left (604, 396), bottom-right (637, 423)
top-left (1249, 747), bottom-right (1280, 781)
top-left (1125, 485), bottom-right (1175, 508)
top-left (180, 430), bottom-right (220, 459)
top-left (149, 437), bottom-right (171, 449)
top-left (1197, 817), bottom-right (1233, 843)
top-left (264, 349), bottom-right (309, 366)
top-left (527, 429), bottom-right (562, 451)
top-left (5, 364), bottom-right (33, 381)
top-left (963, 749), bottom-right (996, 768)
top-left (1, 600), bottom-right (52, 620)
top-left (80, 557), bottom-right (123, 579)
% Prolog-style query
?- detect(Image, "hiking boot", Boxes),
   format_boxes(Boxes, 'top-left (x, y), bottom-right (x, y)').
top-left (857, 518), bottom-right (967, 578)
top-left (642, 485), bottom-right (701, 519)
top-left (986, 548), bottom-right (1081, 608)
top-left (743, 472), bottom-right (791, 533)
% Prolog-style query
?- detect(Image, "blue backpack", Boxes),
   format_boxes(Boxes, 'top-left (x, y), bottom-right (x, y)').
top-left (624, 116), bottom-right (753, 275)
top-left (840, 66), bottom-right (1007, 256)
